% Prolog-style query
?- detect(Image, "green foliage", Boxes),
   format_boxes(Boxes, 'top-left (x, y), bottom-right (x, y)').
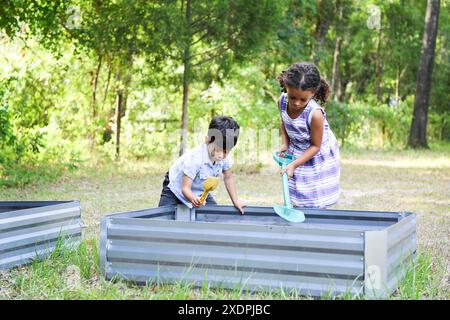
top-left (0, 0), bottom-right (449, 186)
top-left (395, 251), bottom-right (446, 299)
top-left (326, 98), bottom-right (413, 149)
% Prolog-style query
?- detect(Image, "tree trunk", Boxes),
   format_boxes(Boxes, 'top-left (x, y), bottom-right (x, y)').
top-left (89, 55), bottom-right (102, 151)
top-left (92, 55), bottom-right (102, 119)
top-left (179, 0), bottom-right (191, 156)
top-left (115, 83), bottom-right (123, 160)
top-left (179, 61), bottom-right (190, 156)
top-left (331, 36), bottom-right (342, 101)
top-left (375, 29), bottom-right (382, 104)
top-left (332, 0), bottom-right (349, 102)
top-left (313, 0), bottom-right (334, 65)
top-left (114, 55), bottom-right (133, 159)
top-left (408, 0), bottom-right (440, 148)
top-left (338, 61), bottom-right (350, 102)
top-left (395, 66), bottom-right (406, 105)
top-left (103, 55), bottom-right (112, 108)
top-left (395, 67), bottom-right (400, 105)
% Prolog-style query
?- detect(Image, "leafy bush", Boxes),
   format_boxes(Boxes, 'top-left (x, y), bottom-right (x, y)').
top-left (326, 99), bottom-right (414, 149)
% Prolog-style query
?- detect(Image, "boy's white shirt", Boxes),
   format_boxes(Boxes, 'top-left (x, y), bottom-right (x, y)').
top-left (167, 143), bottom-right (233, 208)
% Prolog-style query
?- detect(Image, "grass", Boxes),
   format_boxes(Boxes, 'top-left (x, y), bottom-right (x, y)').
top-left (394, 252), bottom-right (447, 299)
top-left (0, 145), bottom-right (449, 300)
top-left (1, 238), bottom-right (443, 300)
top-left (0, 162), bottom-right (75, 188)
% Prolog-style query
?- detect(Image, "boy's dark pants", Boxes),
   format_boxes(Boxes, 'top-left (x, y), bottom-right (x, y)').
top-left (158, 172), bottom-right (217, 207)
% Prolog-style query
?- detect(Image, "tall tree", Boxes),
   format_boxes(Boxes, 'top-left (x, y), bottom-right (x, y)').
top-left (408, 0), bottom-right (440, 148)
top-left (6, 0), bottom-right (171, 158)
top-left (171, 0), bottom-right (285, 155)
top-left (383, 1), bottom-right (425, 104)
top-left (65, 1), bottom-right (169, 158)
top-left (260, 0), bottom-right (316, 81)
top-left (330, 0), bottom-right (351, 101)
top-left (313, 0), bottom-right (334, 65)
top-left (374, 27), bottom-right (382, 103)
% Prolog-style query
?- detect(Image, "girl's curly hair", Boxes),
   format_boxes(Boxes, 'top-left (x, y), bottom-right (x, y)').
top-left (277, 62), bottom-right (331, 105)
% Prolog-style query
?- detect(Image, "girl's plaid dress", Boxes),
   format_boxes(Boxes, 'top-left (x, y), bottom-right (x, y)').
top-left (279, 93), bottom-right (340, 208)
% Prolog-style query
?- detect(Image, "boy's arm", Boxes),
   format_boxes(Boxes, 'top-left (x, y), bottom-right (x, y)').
top-left (223, 170), bottom-right (245, 214)
top-left (181, 175), bottom-right (203, 207)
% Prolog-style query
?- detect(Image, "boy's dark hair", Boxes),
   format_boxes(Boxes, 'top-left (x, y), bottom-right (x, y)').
top-left (207, 116), bottom-right (240, 151)
top-left (277, 62), bottom-right (331, 105)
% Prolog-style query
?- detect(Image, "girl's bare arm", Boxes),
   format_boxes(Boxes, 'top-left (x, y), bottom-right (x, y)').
top-left (279, 100), bottom-right (290, 151)
top-left (283, 110), bottom-right (324, 177)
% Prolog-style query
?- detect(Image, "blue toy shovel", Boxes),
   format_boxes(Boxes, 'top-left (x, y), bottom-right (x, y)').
top-left (272, 151), bottom-right (306, 223)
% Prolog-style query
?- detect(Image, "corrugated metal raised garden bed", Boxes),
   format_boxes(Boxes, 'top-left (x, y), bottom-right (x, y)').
top-left (100, 205), bottom-right (416, 298)
top-left (0, 201), bottom-right (82, 270)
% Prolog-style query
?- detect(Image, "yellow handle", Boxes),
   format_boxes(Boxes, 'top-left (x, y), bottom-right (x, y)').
top-left (199, 190), bottom-right (209, 204)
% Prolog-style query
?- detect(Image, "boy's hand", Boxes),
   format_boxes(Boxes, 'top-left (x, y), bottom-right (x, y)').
top-left (191, 196), bottom-right (204, 208)
top-left (233, 199), bottom-right (246, 215)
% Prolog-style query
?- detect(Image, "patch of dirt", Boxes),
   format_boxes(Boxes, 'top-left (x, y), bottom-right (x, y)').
top-left (63, 265), bottom-right (82, 289)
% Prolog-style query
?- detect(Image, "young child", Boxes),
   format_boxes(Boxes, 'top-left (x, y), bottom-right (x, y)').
top-left (158, 116), bottom-right (245, 214)
top-left (276, 62), bottom-right (340, 208)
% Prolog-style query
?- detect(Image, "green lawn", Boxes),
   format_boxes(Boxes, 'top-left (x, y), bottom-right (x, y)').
top-left (1, 147), bottom-right (449, 299)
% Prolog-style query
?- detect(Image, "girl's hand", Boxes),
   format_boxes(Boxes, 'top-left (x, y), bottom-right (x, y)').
top-left (278, 144), bottom-right (289, 154)
top-left (280, 164), bottom-right (296, 180)
top-left (191, 196), bottom-right (204, 208)
top-left (232, 199), bottom-right (246, 215)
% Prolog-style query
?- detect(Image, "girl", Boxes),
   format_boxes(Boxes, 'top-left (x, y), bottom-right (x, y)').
top-left (277, 62), bottom-right (340, 208)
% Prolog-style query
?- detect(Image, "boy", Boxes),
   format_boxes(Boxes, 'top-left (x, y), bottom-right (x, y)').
top-left (158, 116), bottom-right (245, 214)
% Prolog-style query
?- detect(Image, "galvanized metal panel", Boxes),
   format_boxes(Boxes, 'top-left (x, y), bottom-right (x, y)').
top-left (106, 242), bottom-right (363, 276)
top-left (106, 261), bottom-right (364, 286)
top-left (386, 213), bottom-right (416, 249)
top-left (387, 233), bottom-right (416, 274)
top-left (196, 214), bottom-right (394, 229)
top-left (108, 204), bottom-right (400, 230)
top-left (0, 233), bottom-right (81, 261)
top-left (0, 207), bottom-right (80, 232)
top-left (195, 205), bottom-right (400, 231)
top-left (102, 208), bottom-right (365, 296)
top-left (100, 204), bottom-right (416, 298)
top-left (386, 213), bottom-right (416, 293)
top-left (0, 201), bottom-right (79, 218)
top-left (106, 206), bottom-right (176, 219)
top-left (107, 220), bottom-right (365, 252)
top-left (364, 212), bottom-right (417, 298)
top-left (106, 263), bottom-right (364, 297)
top-left (0, 224), bottom-right (81, 252)
top-left (108, 239), bottom-right (362, 266)
top-left (0, 201), bottom-right (82, 270)
top-left (364, 229), bottom-right (388, 298)
top-left (0, 238), bottom-right (81, 270)
top-left (0, 219), bottom-right (81, 240)
top-left (195, 205), bottom-right (401, 221)
top-left (111, 213), bottom-right (377, 240)
top-left (99, 215), bottom-right (109, 276)
top-left (0, 201), bottom-right (74, 214)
